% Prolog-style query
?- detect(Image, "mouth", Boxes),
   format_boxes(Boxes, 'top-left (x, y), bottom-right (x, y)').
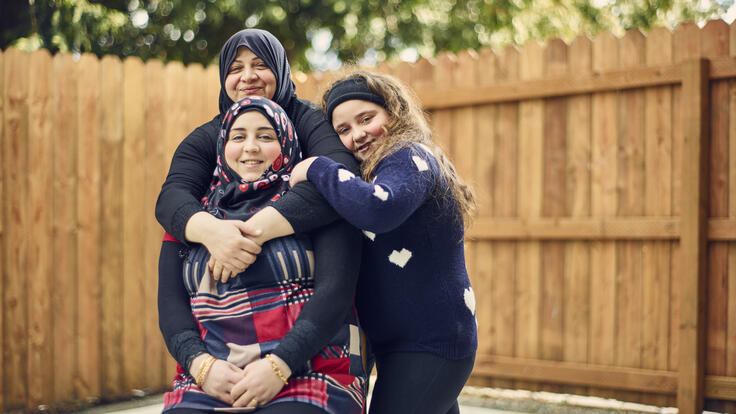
top-left (240, 87), bottom-right (263, 96)
top-left (239, 159), bottom-right (264, 167)
top-left (355, 141), bottom-right (373, 154)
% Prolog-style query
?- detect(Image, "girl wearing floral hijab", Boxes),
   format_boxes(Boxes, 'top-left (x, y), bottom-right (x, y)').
top-left (163, 97), bottom-right (367, 414)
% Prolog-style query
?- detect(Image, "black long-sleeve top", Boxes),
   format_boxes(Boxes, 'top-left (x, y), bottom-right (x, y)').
top-left (156, 98), bottom-right (362, 372)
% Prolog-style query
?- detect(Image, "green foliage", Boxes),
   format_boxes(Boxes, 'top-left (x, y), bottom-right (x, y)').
top-left (1, 0), bottom-right (733, 71)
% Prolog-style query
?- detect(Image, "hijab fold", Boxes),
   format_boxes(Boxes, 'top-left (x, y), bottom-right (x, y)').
top-left (218, 29), bottom-right (297, 115)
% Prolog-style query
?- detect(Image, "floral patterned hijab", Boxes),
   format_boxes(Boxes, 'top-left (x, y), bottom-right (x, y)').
top-left (203, 96), bottom-right (300, 220)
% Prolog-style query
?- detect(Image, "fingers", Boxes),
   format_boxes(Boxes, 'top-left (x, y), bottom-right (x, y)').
top-left (233, 220), bottom-right (263, 239)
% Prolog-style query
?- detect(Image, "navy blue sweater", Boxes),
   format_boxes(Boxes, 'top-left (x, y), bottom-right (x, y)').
top-left (306, 144), bottom-right (478, 360)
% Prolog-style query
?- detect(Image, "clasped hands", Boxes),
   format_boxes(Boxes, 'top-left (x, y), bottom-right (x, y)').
top-left (203, 216), bottom-right (264, 282)
top-left (191, 353), bottom-right (291, 408)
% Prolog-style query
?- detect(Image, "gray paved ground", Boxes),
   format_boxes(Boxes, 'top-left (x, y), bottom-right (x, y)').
top-left (74, 394), bottom-right (523, 414)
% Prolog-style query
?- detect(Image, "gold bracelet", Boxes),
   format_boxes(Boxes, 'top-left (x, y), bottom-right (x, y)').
top-left (195, 355), bottom-right (217, 387)
top-left (265, 354), bottom-right (289, 385)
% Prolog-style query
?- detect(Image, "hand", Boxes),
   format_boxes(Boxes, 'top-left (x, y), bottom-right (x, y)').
top-left (289, 156), bottom-right (318, 187)
top-left (202, 218), bottom-right (264, 281)
top-left (231, 355), bottom-right (292, 408)
top-left (189, 354), bottom-right (244, 405)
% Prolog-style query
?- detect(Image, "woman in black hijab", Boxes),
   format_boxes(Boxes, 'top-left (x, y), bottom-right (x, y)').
top-left (156, 29), bottom-right (363, 410)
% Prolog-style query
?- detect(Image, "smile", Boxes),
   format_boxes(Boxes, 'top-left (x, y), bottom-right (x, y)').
top-left (240, 160), bottom-right (263, 166)
top-left (240, 87), bottom-right (263, 95)
top-left (356, 141), bottom-right (373, 153)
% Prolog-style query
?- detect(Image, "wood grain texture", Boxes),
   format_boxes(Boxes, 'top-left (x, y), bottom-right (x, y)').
top-left (122, 56), bottom-right (146, 392)
top-left (3, 47), bottom-right (29, 409)
top-left (76, 53), bottom-right (102, 400)
top-left (51, 52), bottom-right (79, 401)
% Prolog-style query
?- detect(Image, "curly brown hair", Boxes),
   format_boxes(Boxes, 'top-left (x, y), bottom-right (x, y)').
top-left (321, 70), bottom-right (476, 228)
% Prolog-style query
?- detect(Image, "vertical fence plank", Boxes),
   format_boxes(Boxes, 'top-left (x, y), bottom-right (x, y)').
top-left (432, 53), bottom-right (454, 157)
top-left (541, 40), bottom-right (567, 387)
top-left (564, 35), bottom-right (592, 398)
top-left (454, 51), bottom-right (478, 355)
top-left (701, 20), bottom-right (730, 413)
top-left (143, 59), bottom-right (166, 388)
top-left (27, 48), bottom-right (55, 407)
top-left (670, 21), bottom-right (701, 380)
top-left (100, 55), bottom-right (124, 397)
top-left (52, 52), bottom-right (78, 401)
top-left (492, 45), bottom-right (519, 390)
top-left (728, 20), bottom-right (736, 414)
top-left (27, 50), bottom-right (55, 406)
top-left (122, 56), bottom-right (146, 392)
top-left (3, 47), bottom-right (29, 409)
top-left (643, 26), bottom-right (675, 408)
top-left (678, 57), bottom-right (709, 414)
top-left (471, 47), bottom-right (496, 388)
top-left (0, 47), bottom-right (5, 413)
top-left (163, 61), bottom-right (189, 379)
top-left (590, 32), bottom-right (618, 400)
top-left (76, 53), bottom-right (101, 400)
top-left (516, 41), bottom-right (544, 392)
top-left (616, 29), bottom-right (646, 404)
top-left (186, 64), bottom-right (211, 128)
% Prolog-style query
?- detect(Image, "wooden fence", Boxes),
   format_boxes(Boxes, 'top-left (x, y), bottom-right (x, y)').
top-left (2, 20), bottom-right (736, 413)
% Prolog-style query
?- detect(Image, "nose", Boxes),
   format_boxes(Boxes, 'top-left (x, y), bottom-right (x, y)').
top-left (351, 127), bottom-right (367, 144)
top-left (243, 137), bottom-right (259, 152)
top-left (240, 66), bottom-right (257, 82)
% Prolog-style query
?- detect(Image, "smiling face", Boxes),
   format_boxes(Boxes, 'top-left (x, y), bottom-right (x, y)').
top-left (224, 47), bottom-right (277, 102)
top-left (224, 110), bottom-right (282, 182)
top-left (331, 99), bottom-right (390, 162)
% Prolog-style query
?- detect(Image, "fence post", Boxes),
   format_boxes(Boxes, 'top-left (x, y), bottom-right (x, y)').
top-left (678, 58), bottom-right (710, 414)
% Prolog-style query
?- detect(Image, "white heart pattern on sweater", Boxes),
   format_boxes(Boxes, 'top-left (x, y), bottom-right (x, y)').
top-left (412, 156), bottom-right (429, 171)
top-left (338, 169), bottom-right (355, 182)
top-left (388, 248), bottom-right (412, 268)
top-left (373, 185), bottom-right (389, 201)
top-left (464, 287), bottom-right (476, 315)
top-left (362, 230), bottom-right (376, 241)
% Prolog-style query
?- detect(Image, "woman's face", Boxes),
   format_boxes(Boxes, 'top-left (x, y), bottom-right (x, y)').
top-left (225, 47), bottom-right (277, 102)
top-left (331, 99), bottom-right (390, 162)
top-left (225, 110), bottom-right (282, 182)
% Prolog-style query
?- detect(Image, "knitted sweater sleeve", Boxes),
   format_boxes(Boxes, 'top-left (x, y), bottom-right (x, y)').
top-left (306, 146), bottom-right (436, 233)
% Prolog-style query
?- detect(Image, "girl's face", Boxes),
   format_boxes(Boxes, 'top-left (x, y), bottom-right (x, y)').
top-left (225, 110), bottom-right (282, 182)
top-left (225, 47), bottom-right (277, 102)
top-left (331, 99), bottom-right (390, 162)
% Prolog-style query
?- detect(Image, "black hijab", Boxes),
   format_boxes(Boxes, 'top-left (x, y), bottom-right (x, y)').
top-left (218, 29), bottom-right (297, 115)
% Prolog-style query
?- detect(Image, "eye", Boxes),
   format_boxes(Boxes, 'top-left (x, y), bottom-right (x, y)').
top-left (360, 115), bottom-right (373, 124)
top-left (230, 134), bottom-right (245, 142)
top-left (254, 61), bottom-right (269, 69)
top-left (258, 133), bottom-right (276, 141)
top-left (336, 127), bottom-right (349, 136)
top-left (228, 65), bottom-right (242, 74)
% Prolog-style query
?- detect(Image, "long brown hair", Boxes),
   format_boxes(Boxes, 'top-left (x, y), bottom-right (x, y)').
top-left (321, 70), bottom-right (476, 228)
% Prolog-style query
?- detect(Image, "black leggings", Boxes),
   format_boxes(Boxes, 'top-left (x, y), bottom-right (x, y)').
top-left (166, 402), bottom-right (327, 414)
top-left (369, 352), bottom-right (475, 414)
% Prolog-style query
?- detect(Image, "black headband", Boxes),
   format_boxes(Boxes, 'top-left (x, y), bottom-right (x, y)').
top-left (325, 77), bottom-right (386, 124)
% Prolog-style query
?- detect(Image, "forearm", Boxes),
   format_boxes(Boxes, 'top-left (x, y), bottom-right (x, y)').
top-left (244, 206), bottom-right (294, 245)
top-left (158, 241), bottom-right (207, 369)
top-left (271, 220), bottom-right (362, 371)
top-left (184, 211), bottom-right (219, 244)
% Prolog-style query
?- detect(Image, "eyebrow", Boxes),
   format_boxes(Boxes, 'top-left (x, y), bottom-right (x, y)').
top-left (230, 126), bottom-right (275, 132)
